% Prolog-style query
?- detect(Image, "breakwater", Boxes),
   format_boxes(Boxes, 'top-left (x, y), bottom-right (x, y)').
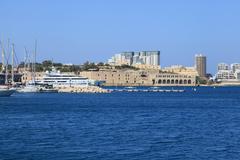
top-left (56, 86), bottom-right (111, 93)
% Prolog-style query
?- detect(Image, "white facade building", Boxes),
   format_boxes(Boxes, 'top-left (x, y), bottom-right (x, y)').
top-left (235, 70), bottom-right (240, 80)
top-left (108, 51), bottom-right (160, 67)
top-left (215, 63), bottom-right (240, 81)
top-left (216, 70), bottom-right (235, 80)
top-left (231, 63), bottom-right (240, 73)
top-left (218, 63), bottom-right (229, 71)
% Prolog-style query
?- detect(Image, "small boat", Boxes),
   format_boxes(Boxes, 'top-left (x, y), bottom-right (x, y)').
top-left (17, 82), bottom-right (39, 93)
top-left (17, 41), bottom-right (40, 93)
top-left (0, 86), bottom-right (16, 97)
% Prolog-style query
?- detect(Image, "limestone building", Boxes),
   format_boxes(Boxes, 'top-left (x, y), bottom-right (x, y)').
top-left (79, 69), bottom-right (196, 86)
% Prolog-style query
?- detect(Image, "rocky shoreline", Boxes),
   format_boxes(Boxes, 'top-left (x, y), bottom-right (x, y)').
top-left (56, 86), bottom-right (111, 93)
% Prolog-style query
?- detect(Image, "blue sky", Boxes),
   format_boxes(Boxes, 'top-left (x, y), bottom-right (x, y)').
top-left (1, 0), bottom-right (240, 73)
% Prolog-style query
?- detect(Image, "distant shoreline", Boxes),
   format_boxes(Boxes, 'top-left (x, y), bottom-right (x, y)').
top-left (103, 84), bottom-right (240, 87)
top-left (211, 83), bottom-right (240, 87)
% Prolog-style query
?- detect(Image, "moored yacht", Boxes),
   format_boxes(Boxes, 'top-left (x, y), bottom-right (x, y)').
top-left (35, 67), bottom-right (96, 87)
top-left (17, 41), bottom-right (42, 93)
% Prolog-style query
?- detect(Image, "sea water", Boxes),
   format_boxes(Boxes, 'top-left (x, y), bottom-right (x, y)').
top-left (1, 86), bottom-right (240, 159)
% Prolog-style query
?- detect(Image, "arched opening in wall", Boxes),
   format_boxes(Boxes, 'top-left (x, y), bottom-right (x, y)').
top-left (158, 79), bottom-right (162, 84)
top-left (175, 79), bottom-right (179, 84)
top-left (167, 79), bottom-right (170, 84)
top-left (188, 80), bottom-right (192, 84)
top-left (184, 80), bottom-right (187, 84)
top-left (171, 79), bottom-right (174, 84)
top-left (179, 80), bottom-right (183, 84)
top-left (163, 79), bottom-right (166, 84)
top-left (152, 79), bottom-right (155, 84)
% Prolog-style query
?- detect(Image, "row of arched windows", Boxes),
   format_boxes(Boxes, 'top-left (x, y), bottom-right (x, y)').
top-left (155, 79), bottom-right (192, 84)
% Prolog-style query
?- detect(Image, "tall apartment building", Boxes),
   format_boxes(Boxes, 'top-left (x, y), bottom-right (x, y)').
top-left (195, 54), bottom-right (207, 77)
top-left (108, 51), bottom-right (160, 67)
top-left (231, 63), bottom-right (240, 73)
top-left (218, 63), bottom-right (229, 71)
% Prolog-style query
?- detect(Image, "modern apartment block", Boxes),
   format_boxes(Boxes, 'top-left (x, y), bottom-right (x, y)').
top-left (216, 63), bottom-right (240, 81)
top-left (195, 54), bottom-right (207, 77)
top-left (231, 63), bottom-right (240, 73)
top-left (217, 63), bottom-right (229, 71)
top-left (108, 51), bottom-right (160, 67)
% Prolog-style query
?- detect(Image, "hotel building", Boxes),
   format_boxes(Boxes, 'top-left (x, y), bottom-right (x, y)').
top-left (195, 54), bottom-right (207, 78)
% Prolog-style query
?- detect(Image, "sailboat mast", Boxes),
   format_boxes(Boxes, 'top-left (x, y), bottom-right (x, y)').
top-left (24, 47), bottom-right (28, 73)
top-left (5, 39), bottom-right (10, 85)
top-left (1, 41), bottom-right (5, 72)
top-left (1, 41), bottom-right (8, 84)
top-left (34, 41), bottom-right (37, 78)
top-left (33, 40), bottom-right (37, 83)
top-left (11, 44), bottom-right (14, 84)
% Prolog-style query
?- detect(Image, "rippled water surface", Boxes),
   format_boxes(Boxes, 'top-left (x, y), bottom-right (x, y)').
top-left (1, 87), bottom-right (240, 160)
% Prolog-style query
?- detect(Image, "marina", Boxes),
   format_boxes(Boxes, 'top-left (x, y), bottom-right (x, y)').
top-left (1, 1), bottom-right (240, 159)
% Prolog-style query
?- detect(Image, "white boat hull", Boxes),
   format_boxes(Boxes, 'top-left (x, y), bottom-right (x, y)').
top-left (17, 86), bottom-right (39, 93)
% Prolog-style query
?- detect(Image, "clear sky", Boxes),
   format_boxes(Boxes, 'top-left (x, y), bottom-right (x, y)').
top-left (1, 0), bottom-right (240, 74)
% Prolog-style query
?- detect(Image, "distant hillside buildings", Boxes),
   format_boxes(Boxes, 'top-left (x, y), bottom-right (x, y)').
top-left (108, 51), bottom-right (160, 69)
top-left (18, 50), bottom-right (214, 86)
top-left (78, 51), bottom-right (209, 86)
